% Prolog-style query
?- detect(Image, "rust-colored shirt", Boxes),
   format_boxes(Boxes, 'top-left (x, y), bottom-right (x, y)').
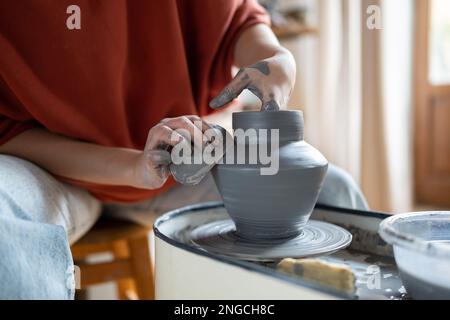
top-left (0, 0), bottom-right (269, 202)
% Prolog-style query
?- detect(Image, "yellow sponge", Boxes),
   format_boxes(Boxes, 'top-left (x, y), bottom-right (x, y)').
top-left (277, 258), bottom-right (356, 295)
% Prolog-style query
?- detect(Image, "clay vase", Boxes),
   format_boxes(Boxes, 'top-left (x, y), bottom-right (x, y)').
top-left (212, 110), bottom-right (328, 240)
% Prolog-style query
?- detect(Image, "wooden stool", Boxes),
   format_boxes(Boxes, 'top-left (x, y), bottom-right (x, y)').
top-left (71, 217), bottom-right (154, 300)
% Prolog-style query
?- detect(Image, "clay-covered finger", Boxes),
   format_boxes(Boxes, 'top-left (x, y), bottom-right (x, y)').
top-left (261, 100), bottom-right (280, 111)
top-left (261, 92), bottom-right (281, 111)
top-left (246, 82), bottom-right (282, 111)
top-left (209, 70), bottom-right (250, 109)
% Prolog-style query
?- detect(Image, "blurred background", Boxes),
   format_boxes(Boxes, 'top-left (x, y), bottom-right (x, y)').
top-left (211, 0), bottom-right (450, 214)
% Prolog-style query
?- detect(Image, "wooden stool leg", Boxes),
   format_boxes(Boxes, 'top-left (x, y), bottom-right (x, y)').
top-left (112, 240), bottom-right (138, 300)
top-left (128, 234), bottom-right (155, 300)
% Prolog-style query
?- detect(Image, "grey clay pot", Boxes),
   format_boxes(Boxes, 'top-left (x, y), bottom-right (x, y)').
top-left (212, 110), bottom-right (328, 240)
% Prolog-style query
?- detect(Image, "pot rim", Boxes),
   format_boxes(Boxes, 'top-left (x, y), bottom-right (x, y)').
top-left (232, 110), bottom-right (304, 141)
top-left (232, 110), bottom-right (303, 123)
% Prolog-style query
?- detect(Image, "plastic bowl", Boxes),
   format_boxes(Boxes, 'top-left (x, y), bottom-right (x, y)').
top-left (379, 211), bottom-right (450, 299)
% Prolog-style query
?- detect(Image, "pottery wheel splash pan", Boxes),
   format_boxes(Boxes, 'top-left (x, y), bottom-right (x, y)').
top-left (189, 219), bottom-right (352, 262)
top-left (154, 202), bottom-right (407, 300)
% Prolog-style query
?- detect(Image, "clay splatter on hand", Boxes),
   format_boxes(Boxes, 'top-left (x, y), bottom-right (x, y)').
top-left (209, 61), bottom-right (281, 111)
top-left (262, 99), bottom-right (280, 111)
top-left (240, 72), bottom-right (250, 82)
top-left (248, 61), bottom-right (270, 76)
top-left (209, 87), bottom-right (239, 109)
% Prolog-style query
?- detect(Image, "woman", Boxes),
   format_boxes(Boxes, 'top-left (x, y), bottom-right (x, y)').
top-left (0, 0), bottom-right (367, 298)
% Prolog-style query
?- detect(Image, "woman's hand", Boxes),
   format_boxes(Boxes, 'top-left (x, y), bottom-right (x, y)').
top-left (209, 49), bottom-right (296, 111)
top-left (132, 115), bottom-right (212, 189)
top-left (209, 23), bottom-right (296, 111)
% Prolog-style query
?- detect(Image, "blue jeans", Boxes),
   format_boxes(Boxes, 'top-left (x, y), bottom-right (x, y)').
top-left (0, 155), bottom-right (101, 299)
top-left (0, 155), bottom-right (367, 299)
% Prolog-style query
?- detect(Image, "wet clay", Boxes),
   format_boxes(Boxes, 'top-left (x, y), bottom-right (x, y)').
top-left (261, 99), bottom-right (280, 111)
top-left (248, 61), bottom-right (270, 76)
top-left (170, 125), bottom-right (233, 186)
top-left (212, 111), bottom-right (328, 240)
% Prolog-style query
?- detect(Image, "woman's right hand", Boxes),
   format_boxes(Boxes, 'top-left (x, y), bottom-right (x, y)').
top-left (132, 115), bottom-right (212, 189)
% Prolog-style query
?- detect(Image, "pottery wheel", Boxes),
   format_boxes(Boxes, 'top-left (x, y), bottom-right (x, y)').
top-left (189, 219), bottom-right (352, 262)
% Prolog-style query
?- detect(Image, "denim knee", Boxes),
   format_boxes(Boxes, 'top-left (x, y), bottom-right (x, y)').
top-left (317, 164), bottom-right (369, 210)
